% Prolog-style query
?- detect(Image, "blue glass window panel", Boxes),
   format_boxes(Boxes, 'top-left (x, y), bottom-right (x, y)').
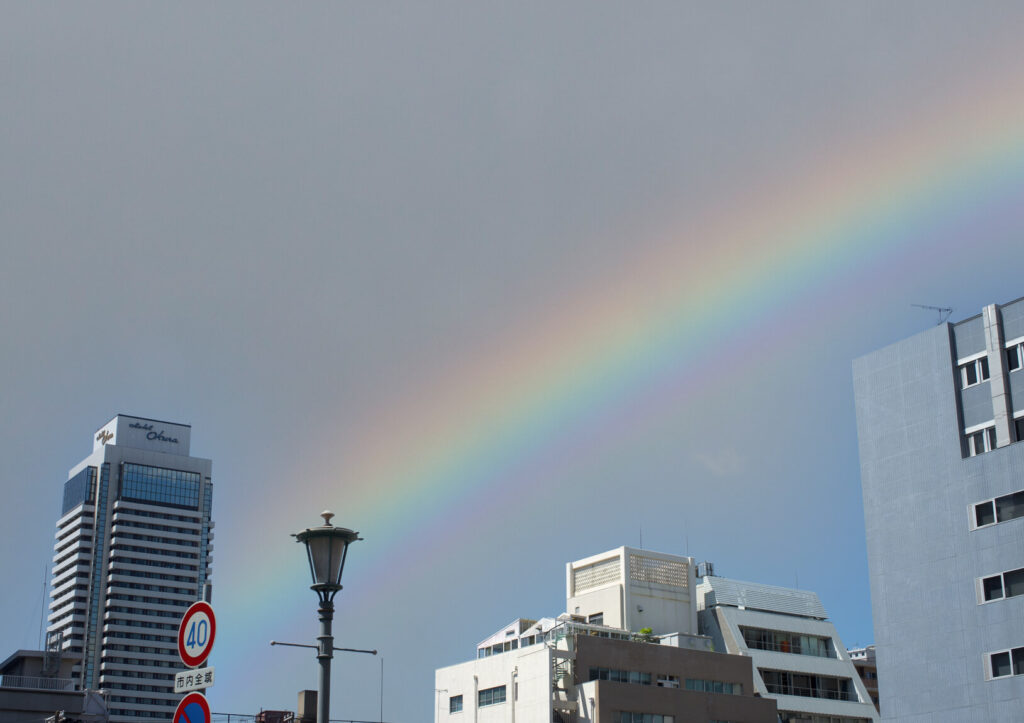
top-left (63, 467), bottom-right (97, 514)
top-left (120, 464), bottom-right (200, 509)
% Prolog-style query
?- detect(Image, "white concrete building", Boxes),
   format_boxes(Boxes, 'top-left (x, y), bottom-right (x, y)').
top-left (46, 415), bottom-right (213, 722)
top-left (435, 548), bottom-right (777, 723)
top-left (435, 622), bottom-right (558, 723)
top-left (697, 577), bottom-right (879, 723)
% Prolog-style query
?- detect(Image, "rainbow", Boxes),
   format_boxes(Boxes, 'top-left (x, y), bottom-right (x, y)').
top-left (215, 45), bottom-right (1024, 660)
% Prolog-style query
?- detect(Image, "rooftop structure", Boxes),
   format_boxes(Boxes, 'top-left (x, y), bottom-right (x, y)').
top-left (567, 547), bottom-right (697, 636)
top-left (0, 650), bottom-right (105, 723)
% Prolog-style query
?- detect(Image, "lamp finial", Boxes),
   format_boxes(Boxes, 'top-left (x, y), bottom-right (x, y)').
top-left (320, 510), bottom-right (335, 526)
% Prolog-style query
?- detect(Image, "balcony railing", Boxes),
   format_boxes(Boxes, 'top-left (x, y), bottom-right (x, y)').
top-left (0, 675), bottom-right (77, 691)
top-left (763, 682), bottom-right (856, 701)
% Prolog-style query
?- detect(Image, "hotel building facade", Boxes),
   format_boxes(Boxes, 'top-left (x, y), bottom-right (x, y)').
top-left (46, 415), bottom-right (213, 722)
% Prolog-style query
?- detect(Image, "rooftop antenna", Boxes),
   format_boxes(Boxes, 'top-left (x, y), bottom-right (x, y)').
top-left (912, 304), bottom-right (953, 325)
top-left (639, 525), bottom-right (644, 550)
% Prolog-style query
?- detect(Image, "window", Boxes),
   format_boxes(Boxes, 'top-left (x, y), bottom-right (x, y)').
top-left (62, 467), bottom-right (98, 514)
top-left (587, 612), bottom-right (604, 625)
top-left (478, 685), bottom-right (505, 707)
top-left (617, 714), bottom-right (673, 723)
top-left (983, 575), bottom-right (1004, 601)
top-left (684, 678), bottom-right (742, 695)
top-left (1016, 417), bottom-right (1024, 443)
top-left (589, 667), bottom-right (652, 685)
top-left (960, 356), bottom-right (990, 388)
top-left (120, 464), bottom-right (201, 509)
top-left (989, 647), bottom-right (1024, 679)
top-left (740, 627), bottom-right (834, 658)
top-left (449, 695), bottom-right (462, 713)
top-left (980, 568), bottom-right (1024, 602)
top-left (777, 714), bottom-right (871, 723)
top-left (974, 489), bottom-right (1024, 528)
top-left (1007, 342), bottom-right (1024, 372)
top-left (967, 427), bottom-right (996, 456)
top-left (759, 669), bottom-right (856, 701)
top-left (975, 499), bottom-right (997, 527)
top-left (997, 491), bottom-right (1024, 521)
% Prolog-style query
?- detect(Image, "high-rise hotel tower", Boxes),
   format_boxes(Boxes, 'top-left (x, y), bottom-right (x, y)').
top-left (47, 415), bottom-right (213, 721)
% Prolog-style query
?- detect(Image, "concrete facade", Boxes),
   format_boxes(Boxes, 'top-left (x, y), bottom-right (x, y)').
top-left (573, 636), bottom-right (776, 723)
top-left (46, 415), bottom-right (213, 723)
top-left (0, 650), bottom-right (110, 723)
top-left (436, 548), bottom-right (813, 723)
top-left (436, 617), bottom-right (775, 723)
top-left (854, 297), bottom-right (1024, 721)
top-left (697, 577), bottom-right (879, 723)
top-left (567, 548), bottom-right (697, 637)
top-left (435, 637), bottom-right (554, 723)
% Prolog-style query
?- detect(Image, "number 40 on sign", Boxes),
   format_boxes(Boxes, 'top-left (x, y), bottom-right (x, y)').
top-left (178, 601), bottom-right (217, 668)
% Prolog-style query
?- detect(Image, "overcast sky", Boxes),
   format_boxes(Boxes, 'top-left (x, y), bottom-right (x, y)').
top-left (4, 3), bottom-right (1024, 721)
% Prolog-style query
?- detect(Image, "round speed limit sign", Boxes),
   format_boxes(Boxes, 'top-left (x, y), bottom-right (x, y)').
top-left (178, 601), bottom-right (216, 668)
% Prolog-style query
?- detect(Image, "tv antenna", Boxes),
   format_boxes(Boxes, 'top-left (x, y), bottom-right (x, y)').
top-left (911, 304), bottom-right (953, 325)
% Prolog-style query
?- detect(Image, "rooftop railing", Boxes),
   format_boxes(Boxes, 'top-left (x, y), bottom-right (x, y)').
top-left (0, 675), bottom-right (77, 691)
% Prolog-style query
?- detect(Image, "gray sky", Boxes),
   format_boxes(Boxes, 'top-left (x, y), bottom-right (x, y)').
top-left (4, 3), bottom-right (1024, 721)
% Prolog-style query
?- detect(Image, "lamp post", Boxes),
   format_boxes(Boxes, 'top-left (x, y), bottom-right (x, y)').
top-left (293, 510), bottom-right (361, 723)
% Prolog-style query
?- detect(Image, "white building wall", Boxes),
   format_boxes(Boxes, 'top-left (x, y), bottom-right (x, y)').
top-left (435, 642), bottom-right (552, 723)
top-left (575, 680), bottom-right (597, 723)
top-left (567, 547), bottom-right (696, 636)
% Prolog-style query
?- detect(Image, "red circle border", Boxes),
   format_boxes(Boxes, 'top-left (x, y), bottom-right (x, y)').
top-left (178, 601), bottom-right (217, 668)
top-left (173, 692), bottom-right (211, 723)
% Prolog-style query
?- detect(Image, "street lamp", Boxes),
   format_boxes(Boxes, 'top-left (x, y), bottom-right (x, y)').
top-left (293, 510), bottom-right (361, 723)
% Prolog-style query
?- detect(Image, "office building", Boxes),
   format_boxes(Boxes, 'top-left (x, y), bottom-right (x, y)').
top-left (436, 547), bottom-right (785, 722)
top-left (697, 577), bottom-right (879, 723)
top-left (46, 415), bottom-right (213, 722)
top-left (854, 296), bottom-right (1024, 720)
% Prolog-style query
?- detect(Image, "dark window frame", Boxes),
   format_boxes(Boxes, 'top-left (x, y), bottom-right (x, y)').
top-left (973, 489), bottom-right (1024, 529)
top-left (960, 356), bottom-right (991, 389)
top-left (478, 685), bottom-right (506, 707)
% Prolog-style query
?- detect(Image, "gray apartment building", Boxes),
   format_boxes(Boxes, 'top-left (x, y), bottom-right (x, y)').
top-left (47, 415), bottom-right (213, 722)
top-left (854, 296), bottom-right (1024, 720)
